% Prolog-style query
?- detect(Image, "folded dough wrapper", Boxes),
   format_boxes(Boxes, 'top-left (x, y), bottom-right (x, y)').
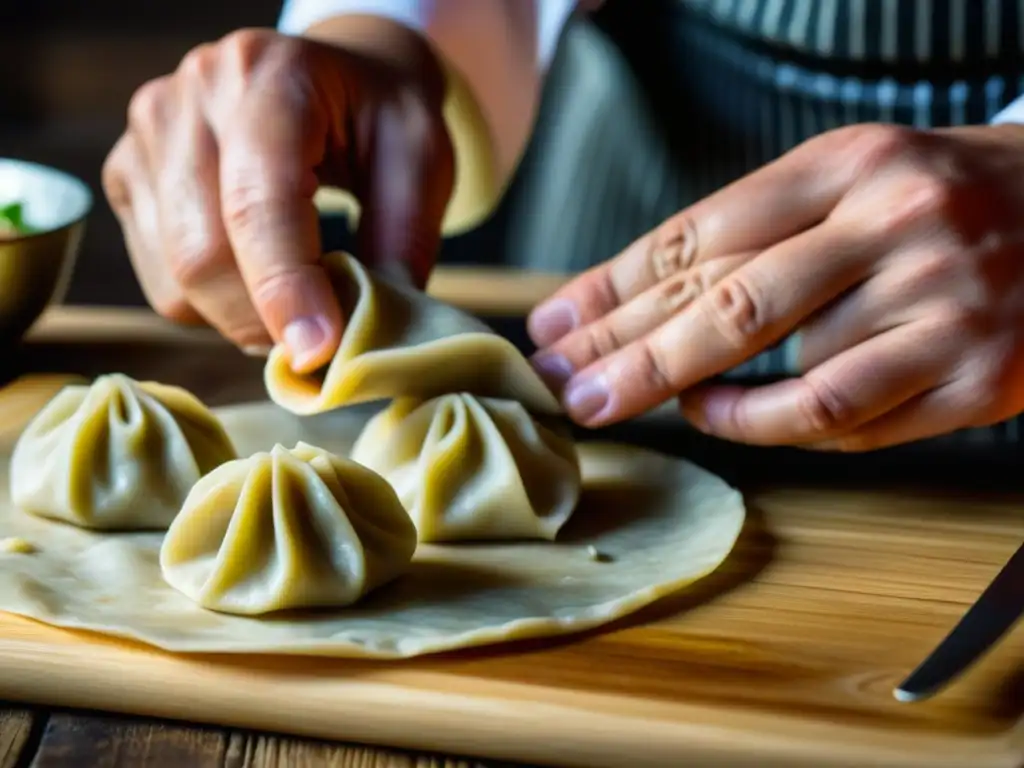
top-left (264, 252), bottom-right (562, 416)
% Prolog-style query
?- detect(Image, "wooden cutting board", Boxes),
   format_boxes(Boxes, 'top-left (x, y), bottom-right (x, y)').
top-left (0, 306), bottom-right (1023, 768)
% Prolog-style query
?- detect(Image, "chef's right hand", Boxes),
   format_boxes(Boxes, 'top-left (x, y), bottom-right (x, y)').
top-left (102, 22), bottom-right (454, 373)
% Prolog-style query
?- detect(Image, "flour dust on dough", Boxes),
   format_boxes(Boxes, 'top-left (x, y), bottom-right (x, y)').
top-left (9, 374), bottom-right (237, 531)
top-left (352, 394), bottom-right (581, 542)
top-left (0, 400), bottom-right (745, 659)
top-left (264, 252), bottom-right (561, 417)
top-left (161, 442), bottom-right (417, 616)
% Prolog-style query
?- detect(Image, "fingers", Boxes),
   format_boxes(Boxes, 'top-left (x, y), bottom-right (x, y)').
top-left (677, 319), bottom-right (961, 446)
top-left (215, 65), bottom-right (342, 374)
top-left (530, 252), bottom-right (755, 392)
top-left (797, 246), bottom-right (964, 370)
top-left (560, 223), bottom-right (875, 426)
top-left (153, 80), bottom-right (273, 351)
top-left (107, 28), bottom-right (455, 371)
top-left (102, 131), bottom-right (203, 325)
top-left (527, 130), bottom-right (858, 349)
top-left (354, 89), bottom-right (454, 289)
top-left (802, 383), bottom-right (973, 452)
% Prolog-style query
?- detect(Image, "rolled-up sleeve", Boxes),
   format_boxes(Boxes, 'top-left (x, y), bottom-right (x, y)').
top-left (279, 0), bottom-right (581, 234)
top-left (992, 93), bottom-right (1024, 126)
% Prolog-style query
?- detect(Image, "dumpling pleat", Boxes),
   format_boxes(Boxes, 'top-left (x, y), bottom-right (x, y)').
top-left (11, 374), bottom-right (237, 530)
top-left (351, 394), bottom-right (581, 542)
top-left (160, 443), bottom-right (417, 616)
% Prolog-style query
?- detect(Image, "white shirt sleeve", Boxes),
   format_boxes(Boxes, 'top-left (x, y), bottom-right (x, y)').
top-left (278, 0), bottom-right (575, 69)
top-left (991, 93), bottom-right (1024, 126)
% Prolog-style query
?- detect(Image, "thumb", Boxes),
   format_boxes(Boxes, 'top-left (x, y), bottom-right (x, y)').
top-left (354, 92), bottom-right (455, 289)
top-left (218, 87), bottom-right (344, 375)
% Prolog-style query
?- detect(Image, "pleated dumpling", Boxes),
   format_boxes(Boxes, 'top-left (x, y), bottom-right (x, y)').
top-left (264, 252), bottom-right (561, 416)
top-left (351, 394), bottom-right (582, 542)
top-left (10, 374), bottom-right (237, 530)
top-left (160, 442), bottom-right (417, 616)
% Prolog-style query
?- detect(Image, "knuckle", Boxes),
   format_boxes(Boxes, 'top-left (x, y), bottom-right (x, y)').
top-left (847, 123), bottom-right (917, 169)
top-left (909, 249), bottom-right (959, 284)
top-left (101, 146), bottom-right (132, 214)
top-left (127, 78), bottom-right (168, 131)
top-left (168, 240), bottom-right (229, 289)
top-left (797, 375), bottom-right (856, 435)
top-left (902, 172), bottom-right (957, 220)
top-left (657, 270), bottom-right (707, 315)
top-left (704, 275), bottom-right (767, 348)
top-left (891, 249), bottom-right (963, 296)
top-left (928, 301), bottom-right (974, 335)
top-left (220, 28), bottom-right (276, 74)
top-left (583, 322), bottom-right (623, 361)
top-left (649, 215), bottom-right (699, 280)
top-left (221, 184), bottom-right (283, 241)
top-left (580, 267), bottom-right (625, 318)
top-left (871, 172), bottom-right (958, 239)
top-left (178, 43), bottom-right (217, 85)
top-left (246, 266), bottom-right (309, 309)
top-left (635, 342), bottom-right (676, 396)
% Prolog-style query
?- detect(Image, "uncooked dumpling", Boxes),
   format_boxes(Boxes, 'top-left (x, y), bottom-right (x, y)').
top-left (351, 394), bottom-right (581, 542)
top-left (264, 251), bottom-right (561, 416)
top-left (10, 374), bottom-right (236, 531)
top-left (0, 399), bottom-right (747, 659)
top-left (160, 441), bottom-right (417, 616)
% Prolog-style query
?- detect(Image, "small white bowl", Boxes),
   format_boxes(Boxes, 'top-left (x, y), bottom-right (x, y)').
top-left (0, 159), bottom-right (94, 341)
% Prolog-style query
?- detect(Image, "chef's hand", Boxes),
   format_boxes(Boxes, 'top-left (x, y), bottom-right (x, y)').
top-left (102, 21), bottom-right (454, 373)
top-left (528, 123), bottom-right (1024, 450)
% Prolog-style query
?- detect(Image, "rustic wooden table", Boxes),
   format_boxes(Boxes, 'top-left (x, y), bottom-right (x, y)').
top-left (0, 704), bottom-right (510, 767)
top-left (0, 303), bottom-right (537, 768)
top-left (1, 305), bottom-right (1022, 768)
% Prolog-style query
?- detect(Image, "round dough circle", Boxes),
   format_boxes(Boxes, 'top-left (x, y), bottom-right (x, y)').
top-left (0, 401), bottom-right (746, 659)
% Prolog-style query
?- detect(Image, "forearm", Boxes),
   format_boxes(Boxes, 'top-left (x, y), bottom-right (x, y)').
top-left (279, 0), bottom-right (580, 233)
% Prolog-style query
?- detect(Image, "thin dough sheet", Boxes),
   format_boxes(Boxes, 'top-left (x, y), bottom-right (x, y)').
top-left (264, 252), bottom-right (562, 416)
top-left (0, 401), bottom-right (746, 659)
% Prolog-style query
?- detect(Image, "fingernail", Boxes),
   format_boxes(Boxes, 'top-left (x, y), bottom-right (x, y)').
top-left (283, 315), bottom-right (331, 371)
top-left (242, 344), bottom-right (273, 358)
top-left (530, 352), bottom-right (575, 391)
top-left (702, 390), bottom-right (737, 433)
top-left (528, 299), bottom-right (579, 347)
top-left (564, 374), bottom-right (611, 423)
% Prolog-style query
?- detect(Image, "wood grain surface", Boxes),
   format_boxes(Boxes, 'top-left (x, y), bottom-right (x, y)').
top-left (0, 704), bottom-right (505, 767)
top-left (0, 307), bottom-right (1022, 768)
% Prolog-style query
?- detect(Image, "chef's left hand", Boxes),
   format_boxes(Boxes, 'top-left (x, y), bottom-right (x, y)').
top-left (527, 123), bottom-right (1024, 451)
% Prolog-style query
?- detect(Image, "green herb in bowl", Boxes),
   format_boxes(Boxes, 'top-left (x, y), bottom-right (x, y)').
top-left (0, 202), bottom-right (34, 239)
top-left (0, 158), bottom-right (93, 342)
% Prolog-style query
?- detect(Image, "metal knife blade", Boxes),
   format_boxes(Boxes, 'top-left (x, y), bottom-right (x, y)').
top-left (894, 540), bottom-right (1024, 703)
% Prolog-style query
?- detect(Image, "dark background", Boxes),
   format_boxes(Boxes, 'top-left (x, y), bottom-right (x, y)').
top-left (1, 1), bottom-right (286, 305)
